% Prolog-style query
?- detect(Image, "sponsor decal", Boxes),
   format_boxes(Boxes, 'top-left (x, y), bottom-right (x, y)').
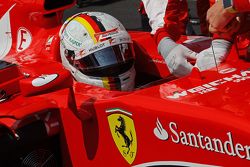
top-left (32, 74), bottom-right (58, 87)
top-left (154, 118), bottom-right (169, 140)
top-left (89, 43), bottom-right (107, 53)
top-left (154, 118), bottom-right (250, 161)
top-left (0, 4), bottom-right (15, 59)
top-left (94, 28), bottom-right (119, 42)
top-left (68, 37), bottom-right (82, 48)
top-left (165, 68), bottom-right (250, 99)
top-left (106, 108), bottom-right (137, 164)
top-left (133, 161), bottom-right (219, 167)
top-left (219, 68), bottom-right (237, 74)
top-left (63, 29), bottom-right (83, 48)
top-left (16, 27), bottom-right (32, 52)
top-left (89, 43), bottom-right (105, 52)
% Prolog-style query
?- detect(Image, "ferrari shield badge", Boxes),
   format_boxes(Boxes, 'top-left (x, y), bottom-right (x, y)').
top-left (106, 108), bottom-right (137, 164)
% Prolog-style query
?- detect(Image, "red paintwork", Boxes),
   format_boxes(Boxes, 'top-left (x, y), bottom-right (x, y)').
top-left (1, 0), bottom-right (250, 166)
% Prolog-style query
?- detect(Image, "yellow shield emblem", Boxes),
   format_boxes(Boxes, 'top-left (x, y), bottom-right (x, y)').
top-left (106, 108), bottom-right (137, 164)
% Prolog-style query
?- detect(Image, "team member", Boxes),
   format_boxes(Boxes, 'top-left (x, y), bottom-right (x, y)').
top-left (197, 0), bottom-right (250, 70)
top-left (139, 0), bottom-right (211, 35)
top-left (141, 0), bottom-right (230, 75)
top-left (60, 12), bottom-right (136, 91)
top-left (141, 0), bottom-right (243, 73)
top-left (207, 0), bottom-right (250, 34)
top-left (141, 0), bottom-right (198, 77)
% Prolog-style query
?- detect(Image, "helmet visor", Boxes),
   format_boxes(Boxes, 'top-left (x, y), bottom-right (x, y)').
top-left (71, 43), bottom-right (135, 77)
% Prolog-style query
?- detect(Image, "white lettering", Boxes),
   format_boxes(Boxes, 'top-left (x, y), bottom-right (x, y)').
top-left (209, 79), bottom-right (227, 86)
top-left (202, 84), bottom-right (213, 88)
top-left (180, 131), bottom-right (189, 145)
top-left (166, 68), bottom-right (250, 99)
top-left (223, 74), bottom-right (242, 82)
top-left (241, 70), bottom-right (250, 77)
top-left (212, 138), bottom-right (225, 154)
top-left (244, 145), bottom-right (250, 160)
top-left (204, 136), bottom-right (214, 151)
top-left (157, 120), bottom-right (250, 162)
top-left (197, 132), bottom-right (205, 149)
top-left (235, 143), bottom-right (245, 159)
top-left (224, 132), bottom-right (236, 156)
top-left (219, 68), bottom-right (237, 74)
top-left (198, 87), bottom-right (217, 94)
top-left (187, 133), bottom-right (199, 148)
top-left (187, 86), bottom-right (206, 93)
top-left (167, 91), bottom-right (187, 99)
top-left (169, 122), bottom-right (179, 143)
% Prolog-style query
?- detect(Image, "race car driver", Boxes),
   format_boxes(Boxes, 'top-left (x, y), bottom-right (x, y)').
top-left (59, 12), bottom-right (136, 91)
top-left (141, 0), bottom-right (240, 74)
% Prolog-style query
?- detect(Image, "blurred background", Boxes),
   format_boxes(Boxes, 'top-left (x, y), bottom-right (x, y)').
top-left (64, 0), bottom-right (143, 30)
top-left (64, 0), bottom-right (212, 35)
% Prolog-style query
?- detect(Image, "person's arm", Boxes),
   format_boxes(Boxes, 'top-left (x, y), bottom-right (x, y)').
top-left (195, 39), bottom-right (232, 71)
top-left (142, 0), bottom-right (197, 77)
top-left (207, 0), bottom-right (238, 34)
top-left (141, 0), bottom-right (184, 43)
top-left (207, 0), bottom-right (250, 34)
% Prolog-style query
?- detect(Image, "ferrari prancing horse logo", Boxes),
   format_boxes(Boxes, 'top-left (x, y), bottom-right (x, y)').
top-left (106, 108), bottom-right (137, 164)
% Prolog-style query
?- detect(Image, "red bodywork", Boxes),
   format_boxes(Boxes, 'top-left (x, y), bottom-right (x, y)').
top-left (1, 0), bottom-right (250, 166)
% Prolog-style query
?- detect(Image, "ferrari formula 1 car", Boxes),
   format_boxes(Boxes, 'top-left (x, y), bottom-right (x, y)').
top-left (1, 0), bottom-right (250, 167)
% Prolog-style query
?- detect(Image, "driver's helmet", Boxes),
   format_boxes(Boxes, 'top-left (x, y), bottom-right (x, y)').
top-left (59, 12), bottom-right (135, 91)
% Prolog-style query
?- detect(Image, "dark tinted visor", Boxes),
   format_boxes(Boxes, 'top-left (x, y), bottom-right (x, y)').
top-left (71, 43), bottom-right (135, 77)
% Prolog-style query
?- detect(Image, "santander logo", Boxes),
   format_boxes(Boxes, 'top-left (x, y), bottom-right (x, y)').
top-left (153, 118), bottom-right (168, 140)
top-left (154, 118), bottom-right (250, 161)
top-left (16, 27), bottom-right (32, 52)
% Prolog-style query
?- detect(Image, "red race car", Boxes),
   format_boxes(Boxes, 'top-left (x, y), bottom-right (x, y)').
top-left (1, 0), bottom-right (250, 167)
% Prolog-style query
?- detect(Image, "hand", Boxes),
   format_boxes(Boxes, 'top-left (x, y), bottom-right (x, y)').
top-left (158, 37), bottom-right (197, 77)
top-left (195, 39), bottom-right (232, 71)
top-left (207, 0), bottom-right (238, 34)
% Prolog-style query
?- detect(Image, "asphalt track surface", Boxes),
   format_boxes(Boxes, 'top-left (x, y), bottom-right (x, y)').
top-left (64, 0), bottom-right (142, 30)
